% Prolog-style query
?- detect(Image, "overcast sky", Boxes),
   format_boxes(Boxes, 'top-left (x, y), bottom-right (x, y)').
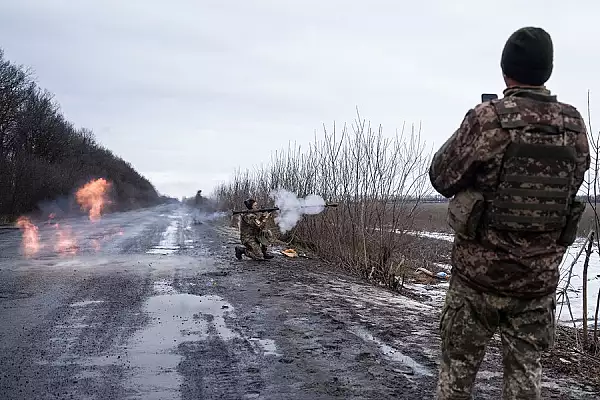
top-left (1, 0), bottom-right (599, 199)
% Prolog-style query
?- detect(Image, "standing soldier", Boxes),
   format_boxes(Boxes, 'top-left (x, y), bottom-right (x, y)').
top-left (235, 198), bottom-right (274, 261)
top-left (195, 190), bottom-right (204, 206)
top-left (430, 27), bottom-right (590, 399)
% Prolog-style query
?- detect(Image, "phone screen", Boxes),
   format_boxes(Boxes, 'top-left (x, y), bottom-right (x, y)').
top-left (481, 93), bottom-right (498, 102)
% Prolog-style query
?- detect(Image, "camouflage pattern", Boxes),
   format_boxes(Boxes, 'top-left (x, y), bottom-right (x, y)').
top-left (239, 211), bottom-right (272, 260)
top-left (429, 86), bottom-right (590, 298)
top-left (436, 276), bottom-right (555, 400)
top-left (484, 98), bottom-right (578, 233)
top-left (447, 190), bottom-right (485, 240)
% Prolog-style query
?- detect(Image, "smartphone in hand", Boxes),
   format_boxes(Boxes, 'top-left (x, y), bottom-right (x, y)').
top-left (481, 93), bottom-right (498, 102)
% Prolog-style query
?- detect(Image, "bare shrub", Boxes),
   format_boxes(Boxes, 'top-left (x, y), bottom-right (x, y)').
top-left (582, 92), bottom-right (600, 354)
top-left (558, 91), bottom-right (600, 356)
top-left (214, 111), bottom-right (433, 288)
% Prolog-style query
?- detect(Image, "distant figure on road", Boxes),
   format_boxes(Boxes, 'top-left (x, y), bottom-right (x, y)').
top-left (429, 27), bottom-right (590, 399)
top-left (235, 198), bottom-right (274, 261)
top-left (195, 190), bottom-right (205, 207)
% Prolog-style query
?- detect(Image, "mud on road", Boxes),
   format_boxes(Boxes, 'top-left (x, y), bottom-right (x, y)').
top-left (0, 205), bottom-right (599, 399)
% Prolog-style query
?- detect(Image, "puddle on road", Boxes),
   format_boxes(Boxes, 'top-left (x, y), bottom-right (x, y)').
top-left (248, 338), bottom-right (282, 357)
top-left (147, 217), bottom-right (181, 255)
top-left (89, 280), bottom-right (241, 399)
top-left (350, 327), bottom-right (433, 377)
top-left (146, 246), bottom-right (180, 255)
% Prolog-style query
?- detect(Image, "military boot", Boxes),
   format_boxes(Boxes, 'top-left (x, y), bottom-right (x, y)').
top-left (261, 246), bottom-right (274, 260)
top-left (235, 245), bottom-right (245, 260)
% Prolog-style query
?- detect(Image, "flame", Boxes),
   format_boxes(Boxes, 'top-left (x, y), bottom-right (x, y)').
top-left (75, 178), bottom-right (111, 222)
top-left (54, 224), bottom-right (78, 256)
top-left (16, 216), bottom-right (41, 258)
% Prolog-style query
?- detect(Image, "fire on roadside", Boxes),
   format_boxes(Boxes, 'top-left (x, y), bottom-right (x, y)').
top-left (75, 178), bottom-right (112, 222)
top-left (16, 216), bottom-right (41, 258)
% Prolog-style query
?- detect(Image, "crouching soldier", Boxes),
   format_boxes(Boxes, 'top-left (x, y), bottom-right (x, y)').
top-left (235, 198), bottom-right (274, 261)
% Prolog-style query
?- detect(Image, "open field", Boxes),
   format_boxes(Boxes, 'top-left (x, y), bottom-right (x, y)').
top-left (415, 201), bottom-right (598, 238)
top-left (413, 201), bottom-right (600, 333)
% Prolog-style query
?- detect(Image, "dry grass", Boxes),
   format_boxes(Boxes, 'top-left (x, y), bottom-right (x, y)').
top-left (412, 202), bottom-right (451, 234)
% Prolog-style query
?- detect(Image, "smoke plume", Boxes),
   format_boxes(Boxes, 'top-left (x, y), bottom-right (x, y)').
top-left (269, 188), bottom-right (326, 233)
top-left (192, 210), bottom-right (228, 224)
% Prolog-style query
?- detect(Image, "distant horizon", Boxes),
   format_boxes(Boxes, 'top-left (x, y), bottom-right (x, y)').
top-left (2, 1), bottom-right (599, 198)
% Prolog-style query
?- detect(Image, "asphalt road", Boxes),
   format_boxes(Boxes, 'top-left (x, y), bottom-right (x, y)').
top-left (0, 205), bottom-right (598, 399)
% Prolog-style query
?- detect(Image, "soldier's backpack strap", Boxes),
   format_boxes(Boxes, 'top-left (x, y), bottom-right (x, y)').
top-left (557, 103), bottom-right (586, 244)
top-left (560, 103), bottom-right (584, 135)
top-left (491, 98), bottom-right (526, 130)
top-left (485, 98), bottom-right (525, 199)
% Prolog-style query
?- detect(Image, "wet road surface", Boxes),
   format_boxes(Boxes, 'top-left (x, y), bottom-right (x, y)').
top-left (0, 205), bottom-right (598, 399)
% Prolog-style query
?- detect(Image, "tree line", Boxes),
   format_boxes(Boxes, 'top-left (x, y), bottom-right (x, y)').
top-left (0, 49), bottom-right (160, 221)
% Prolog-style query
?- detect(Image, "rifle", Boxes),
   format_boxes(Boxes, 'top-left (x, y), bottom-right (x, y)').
top-left (232, 203), bottom-right (339, 215)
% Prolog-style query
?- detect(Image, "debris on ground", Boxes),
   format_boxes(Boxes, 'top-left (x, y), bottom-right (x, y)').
top-left (415, 267), bottom-right (450, 281)
top-left (541, 325), bottom-right (600, 390)
top-left (281, 248), bottom-right (298, 258)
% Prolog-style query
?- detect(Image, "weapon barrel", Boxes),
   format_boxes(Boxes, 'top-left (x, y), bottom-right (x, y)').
top-left (232, 202), bottom-right (338, 215)
top-left (232, 207), bottom-right (280, 215)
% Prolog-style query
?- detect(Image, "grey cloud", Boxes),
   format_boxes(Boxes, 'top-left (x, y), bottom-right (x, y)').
top-left (1, 0), bottom-right (600, 198)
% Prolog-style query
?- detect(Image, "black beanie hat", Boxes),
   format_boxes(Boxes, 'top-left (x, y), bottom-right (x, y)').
top-left (501, 27), bottom-right (553, 86)
top-left (244, 198), bottom-right (256, 210)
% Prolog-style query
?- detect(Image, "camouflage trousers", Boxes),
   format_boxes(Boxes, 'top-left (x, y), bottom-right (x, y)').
top-left (241, 230), bottom-right (272, 260)
top-left (241, 237), bottom-right (268, 260)
top-left (436, 275), bottom-right (555, 400)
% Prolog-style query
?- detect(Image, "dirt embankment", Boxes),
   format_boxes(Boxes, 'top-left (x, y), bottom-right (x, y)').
top-left (216, 222), bottom-right (600, 399)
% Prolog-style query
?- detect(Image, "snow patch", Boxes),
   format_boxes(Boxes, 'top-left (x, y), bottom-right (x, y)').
top-left (70, 300), bottom-right (104, 307)
top-left (249, 338), bottom-right (282, 357)
top-left (557, 240), bottom-right (600, 326)
top-left (147, 215), bottom-right (181, 255)
top-left (349, 326), bottom-right (433, 377)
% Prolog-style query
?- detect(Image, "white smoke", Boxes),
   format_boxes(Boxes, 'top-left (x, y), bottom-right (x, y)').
top-left (269, 188), bottom-right (326, 233)
top-left (192, 210), bottom-right (227, 224)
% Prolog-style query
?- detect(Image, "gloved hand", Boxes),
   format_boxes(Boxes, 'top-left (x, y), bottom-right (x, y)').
top-left (260, 212), bottom-right (271, 220)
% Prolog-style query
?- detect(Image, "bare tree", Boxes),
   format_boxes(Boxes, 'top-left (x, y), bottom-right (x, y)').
top-left (0, 48), bottom-right (161, 221)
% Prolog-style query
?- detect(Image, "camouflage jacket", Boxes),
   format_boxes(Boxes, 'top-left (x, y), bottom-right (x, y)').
top-left (429, 87), bottom-right (590, 298)
top-left (239, 212), bottom-right (269, 242)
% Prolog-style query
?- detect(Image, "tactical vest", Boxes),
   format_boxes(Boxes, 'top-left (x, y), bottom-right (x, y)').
top-left (484, 97), bottom-right (580, 232)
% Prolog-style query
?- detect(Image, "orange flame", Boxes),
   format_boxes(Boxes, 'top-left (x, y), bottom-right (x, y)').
top-left (54, 224), bottom-right (78, 256)
top-left (16, 216), bottom-right (40, 258)
top-left (75, 178), bottom-right (111, 222)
